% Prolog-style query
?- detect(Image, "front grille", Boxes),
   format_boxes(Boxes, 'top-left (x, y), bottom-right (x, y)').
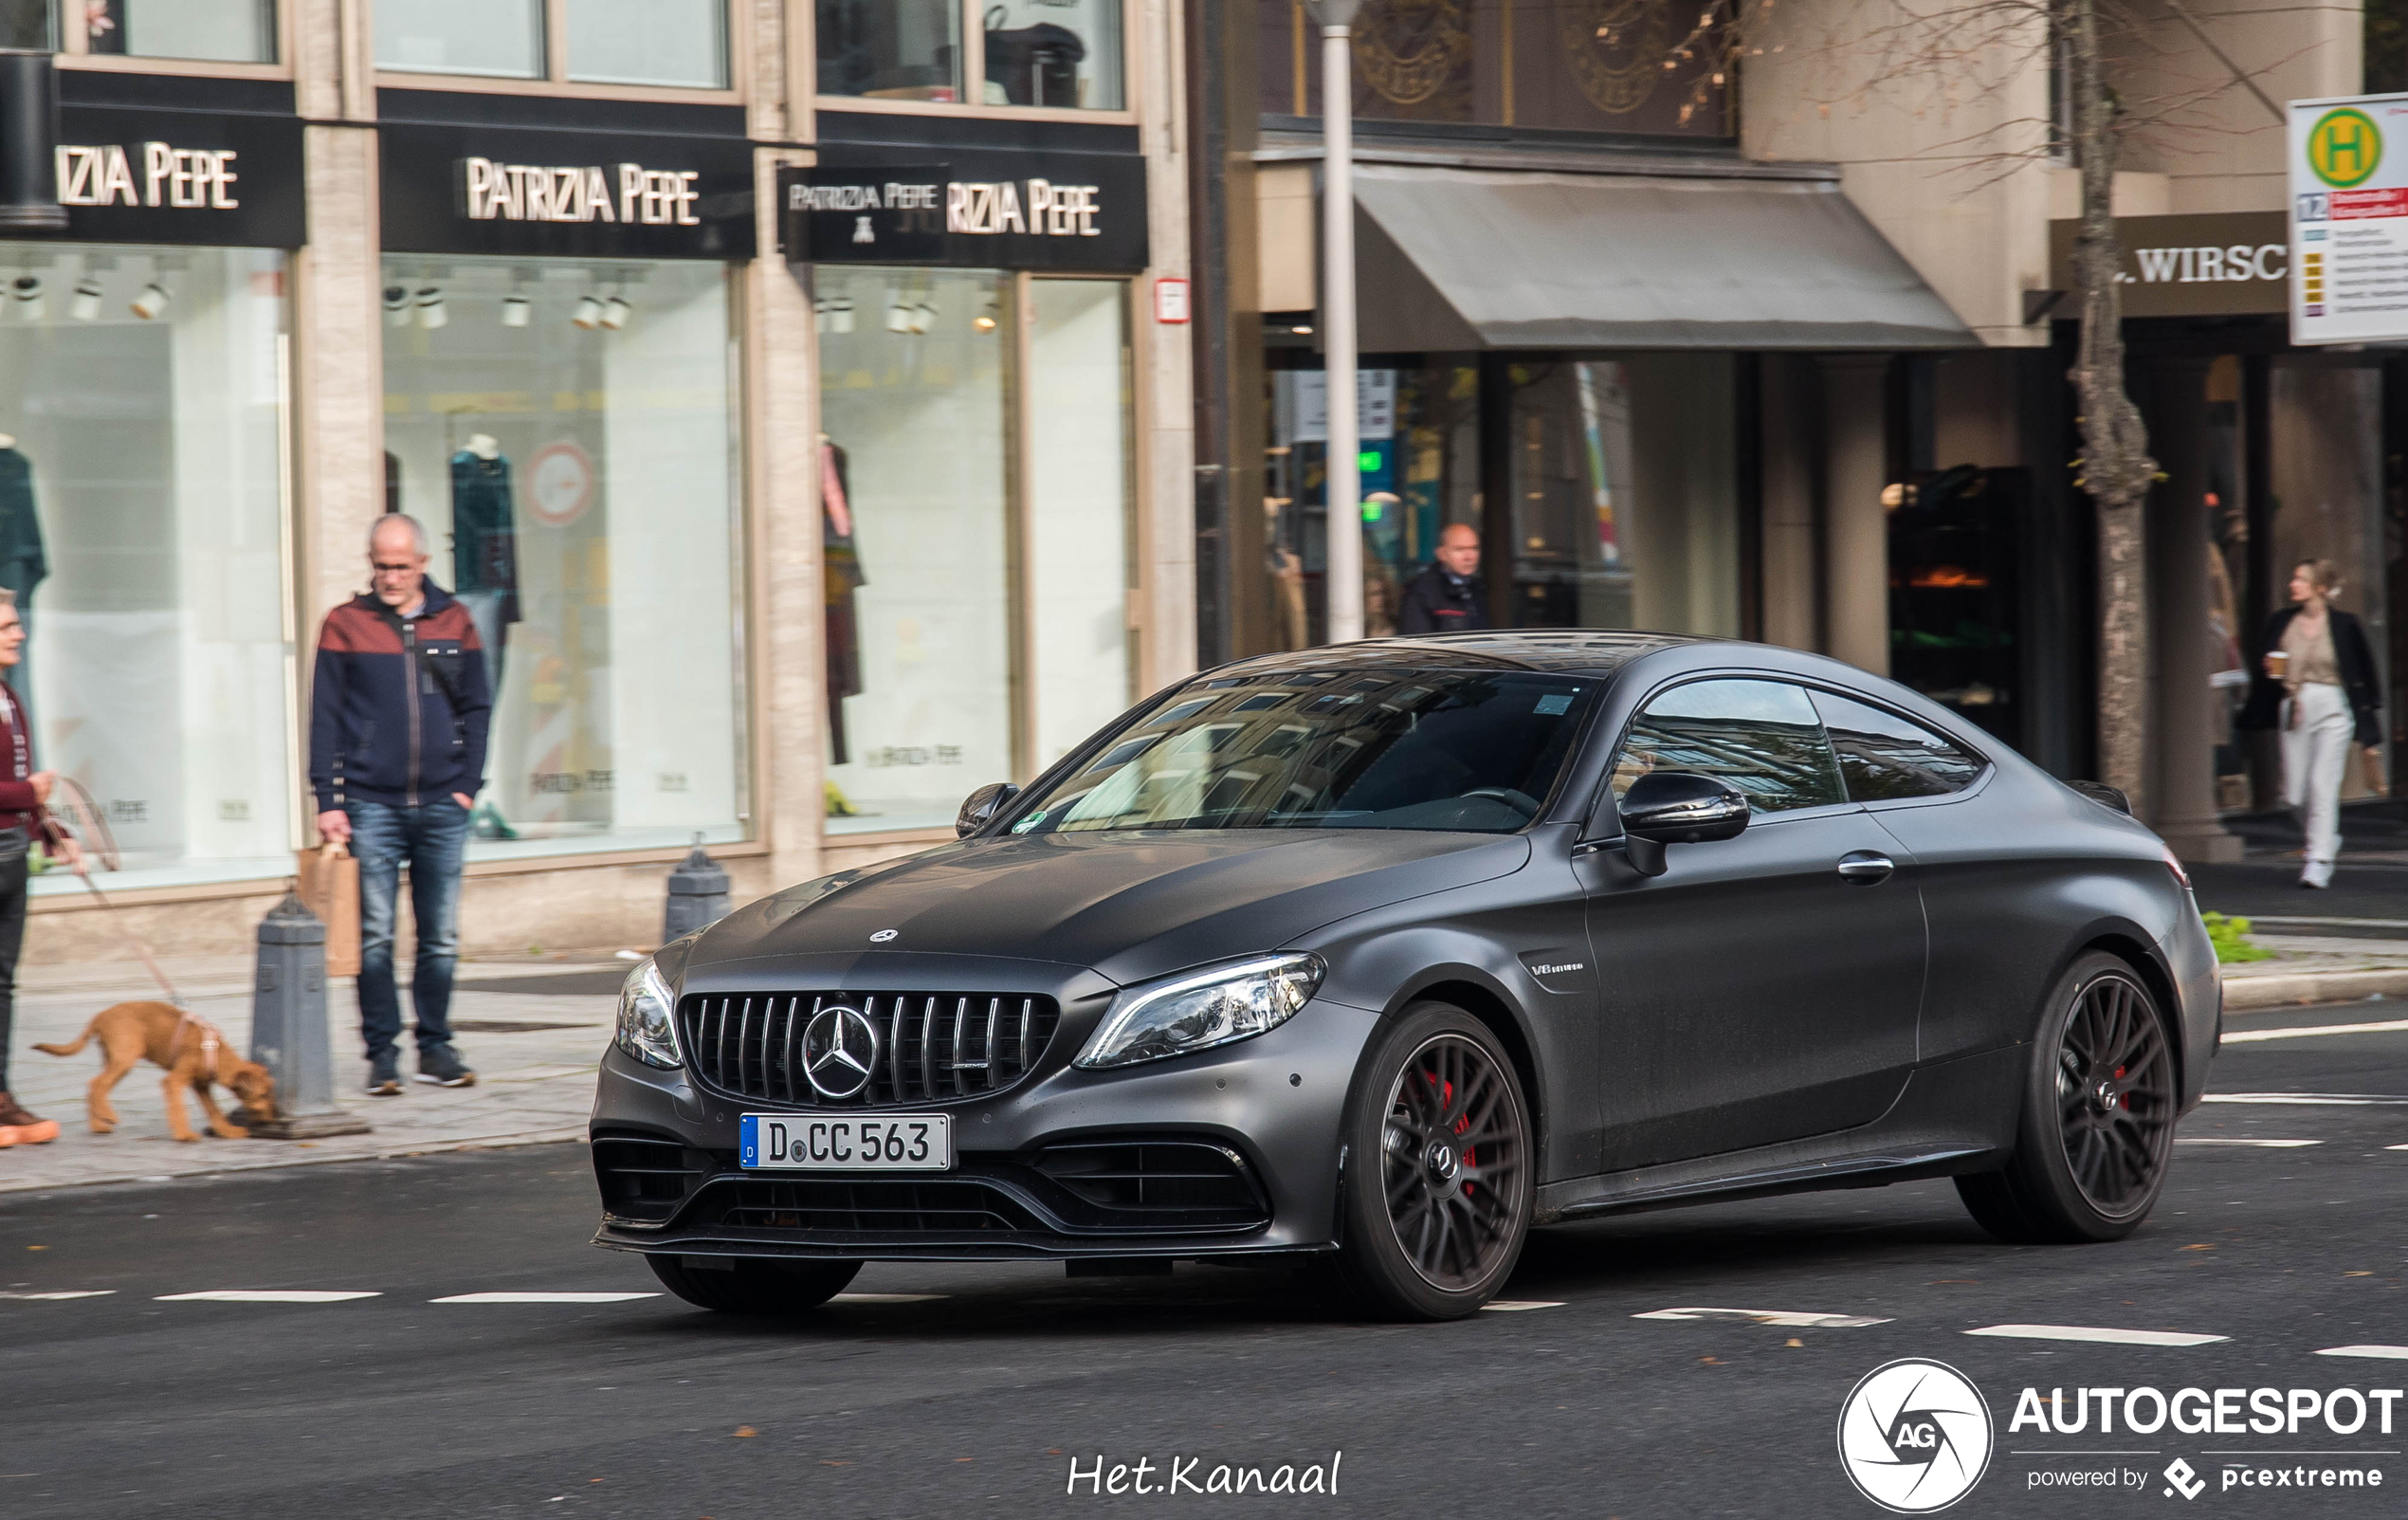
top-left (680, 991), bottom-right (1062, 1107)
top-left (715, 1177), bottom-right (1041, 1234)
top-left (592, 1130), bottom-right (714, 1224)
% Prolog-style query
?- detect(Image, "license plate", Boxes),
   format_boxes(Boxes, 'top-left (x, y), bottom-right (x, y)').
top-left (739, 1113), bottom-right (952, 1171)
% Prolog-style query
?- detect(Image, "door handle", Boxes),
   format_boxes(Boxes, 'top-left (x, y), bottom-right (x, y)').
top-left (1835, 851), bottom-right (1894, 885)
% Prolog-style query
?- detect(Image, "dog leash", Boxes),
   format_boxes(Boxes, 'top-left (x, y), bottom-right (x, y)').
top-left (165, 1008), bottom-right (223, 1064)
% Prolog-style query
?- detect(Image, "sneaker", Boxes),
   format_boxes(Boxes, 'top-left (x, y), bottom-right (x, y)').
top-left (0, 1092), bottom-right (60, 1145)
top-left (415, 1044), bottom-right (477, 1089)
top-left (366, 1053), bottom-right (403, 1096)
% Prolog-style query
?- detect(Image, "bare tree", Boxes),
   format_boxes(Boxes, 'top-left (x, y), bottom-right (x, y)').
top-left (1646, 0), bottom-right (2292, 806)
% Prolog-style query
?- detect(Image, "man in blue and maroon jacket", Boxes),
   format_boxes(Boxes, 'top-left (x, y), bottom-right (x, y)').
top-left (309, 514), bottom-right (492, 1096)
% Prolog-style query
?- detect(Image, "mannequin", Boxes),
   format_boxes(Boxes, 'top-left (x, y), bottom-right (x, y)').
top-left (448, 432), bottom-right (519, 839)
top-left (821, 435), bottom-right (867, 768)
top-left (0, 437), bottom-right (48, 736)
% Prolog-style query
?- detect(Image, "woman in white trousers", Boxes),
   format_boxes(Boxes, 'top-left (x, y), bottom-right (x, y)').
top-left (2240, 560), bottom-right (2384, 889)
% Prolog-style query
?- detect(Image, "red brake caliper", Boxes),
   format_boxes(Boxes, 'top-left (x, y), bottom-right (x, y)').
top-left (2114, 1065), bottom-right (2129, 1110)
top-left (1425, 1071), bottom-right (1476, 1197)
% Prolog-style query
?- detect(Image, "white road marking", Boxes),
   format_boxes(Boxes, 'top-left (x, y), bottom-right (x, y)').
top-left (1965, 1325), bottom-right (2227, 1346)
top-left (830, 1292), bottom-right (949, 1304)
top-left (429, 1291), bottom-right (662, 1304)
top-left (1479, 1300), bottom-right (1564, 1311)
top-left (2200, 1093), bottom-right (2408, 1106)
top-left (2316, 1346), bottom-right (2408, 1361)
top-left (155, 1291), bottom-right (382, 1303)
top-left (1635, 1307), bottom-right (1890, 1328)
top-left (2221, 1020), bottom-right (2408, 1045)
top-left (0, 1290), bottom-right (115, 1300)
top-left (2176, 1138), bottom-right (2323, 1147)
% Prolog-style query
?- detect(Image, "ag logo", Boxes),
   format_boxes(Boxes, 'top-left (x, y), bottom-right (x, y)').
top-left (2308, 107), bottom-right (2382, 189)
top-left (1836, 1359), bottom-right (1994, 1512)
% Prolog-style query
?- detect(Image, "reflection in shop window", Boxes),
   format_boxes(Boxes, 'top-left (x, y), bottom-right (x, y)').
top-left (376, 0), bottom-right (544, 79)
top-left (77, 0), bottom-right (277, 62)
top-left (817, 0), bottom-right (1123, 108)
top-left (379, 259), bottom-right (746, 861)
top-left (983, 0), bottom-right (1122, 109)
top-left (0, 245), bottom-right (292, 891)
top-left (817, 0), bottom-right (963, 101)
top-left (568, 0), bottom-right (728, 88)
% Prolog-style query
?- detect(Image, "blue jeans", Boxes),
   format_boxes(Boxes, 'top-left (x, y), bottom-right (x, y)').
top-left (348, 798), bottom-right (470, 1062)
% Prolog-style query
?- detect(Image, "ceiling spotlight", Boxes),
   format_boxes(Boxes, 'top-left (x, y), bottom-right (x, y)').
top-left (827, 296), bottom-right (855, 334)
top-left (383, 284), bottom-right (411, 326)
top-left (885, 296), bottom-right (912, 334)
top-left (906, 302), bottom-right (936, 335)
top-left (598, 296), bottom-right (631, 331)
top-left (68, 279), bottom-right (101, 321)
top-left (129, 283), bottom-right (170, 320)
top-left (415, 286), bottom-right (447, 330)
top-left (571, 294), bottom-right (605, 330)
top-left (973, 298), bottom-right (998, 333)
top-left (10, 276), bottom-right (42, 322)
top-left (501, 295), bottom-right (530, 328)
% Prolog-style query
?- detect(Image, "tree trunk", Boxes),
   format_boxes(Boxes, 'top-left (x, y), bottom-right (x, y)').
top-left (2063, 0), bottom-right (2158, 809)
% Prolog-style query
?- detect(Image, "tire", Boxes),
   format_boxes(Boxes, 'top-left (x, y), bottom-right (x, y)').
top-left (1956, 951), bottom-right (2178, 1244)
top-left (1329, 1002), bottom-right (1535, 1320)
top-left (647, 1254), bottom-right (864, 1315)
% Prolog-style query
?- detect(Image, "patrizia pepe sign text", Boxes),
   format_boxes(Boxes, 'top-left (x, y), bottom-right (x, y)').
top-left (57, 141), bottom-right (242, 209)
top-left (779, 158), bottom-right (1148, 272)
top-left (461, 157), bottom-right (703, 227)
top-left (379, 121), bottom-right (755, 260)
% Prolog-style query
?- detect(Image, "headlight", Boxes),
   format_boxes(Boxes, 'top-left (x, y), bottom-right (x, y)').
top-left (614, 956), bottom-right (683, 1069)
top-left (1076, 953), bottom-right (1324, 1071)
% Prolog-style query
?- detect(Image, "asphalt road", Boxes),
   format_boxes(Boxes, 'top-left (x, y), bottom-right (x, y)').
top-left (7, 1010), bottom-right (2408, 1519)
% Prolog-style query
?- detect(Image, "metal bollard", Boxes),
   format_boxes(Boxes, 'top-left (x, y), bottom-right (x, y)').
top-left (663, 835), bottom-right (731, 943)
top-left (246, 889), bottom-right (371, 1140)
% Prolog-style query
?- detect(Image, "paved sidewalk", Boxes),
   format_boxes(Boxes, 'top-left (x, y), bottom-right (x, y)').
top-left (0, 954), bottom-right (616, 1194)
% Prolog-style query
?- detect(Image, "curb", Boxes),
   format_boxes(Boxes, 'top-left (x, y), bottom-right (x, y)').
top-left (0, 1126), bottom-right (586, 1196)
top-left (2222, 966), bottom-right (2408, 1012)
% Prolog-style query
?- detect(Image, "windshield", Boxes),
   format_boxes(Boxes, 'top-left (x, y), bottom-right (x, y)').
top-left (1006, 668), bottom-right (1600, 834)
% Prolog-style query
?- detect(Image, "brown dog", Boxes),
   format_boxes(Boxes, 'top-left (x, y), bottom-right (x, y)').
top-left (34, 1001), bottom-right (278, 1142)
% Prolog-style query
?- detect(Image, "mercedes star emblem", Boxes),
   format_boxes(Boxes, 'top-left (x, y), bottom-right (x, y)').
top-left (869, 928), bottom-right (899, 943)
top-left (801, 1004), bottom-right (881, 1100)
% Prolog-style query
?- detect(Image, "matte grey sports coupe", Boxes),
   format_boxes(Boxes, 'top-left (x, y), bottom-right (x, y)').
top-left (592, 632), bottom-right (2218, 1320)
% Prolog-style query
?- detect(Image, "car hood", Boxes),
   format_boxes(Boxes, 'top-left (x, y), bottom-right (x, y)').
top-left (689, 830), bottom-right (1531, 988)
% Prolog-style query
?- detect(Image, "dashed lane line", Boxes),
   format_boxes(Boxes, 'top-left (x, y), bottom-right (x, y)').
top-left (1480, 1300), bottom-right (1564, 1312)
top-left (2201, 1093), bottom-right (2408, 1106)
top-left (2177, 1138), bottom-right (2324, 1147)
top-left (831, 1293), bottom-right (950, 1304)
top-left (2317, 1346), bottom-right (2408, 1361)
top-left (2221, 1020), bottom-right (2408, 1045)
top-left (1965, 1325), bottom-right (2228, 1347)
top-left (429, 1292), bottom-right (662, 1304)
top-left (155, 1291), bottom-right (383, 1303)
top-left (1635, 1308), bottom-right (1891, 1328)
top-left (0, 1290), bottom-right (114, 1300)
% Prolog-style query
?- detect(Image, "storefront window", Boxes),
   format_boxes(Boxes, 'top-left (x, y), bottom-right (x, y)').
top-left (816, 0), bottom-right (1124, 108)
top-left (377, 0), bottom-right (545, 80)
top-left (0, 245), bottom-right (292, 891)
top-left (379, 258), bottom-right (747, 859)
top-left (817, 0), bottom-right (962, 101)
top-left (568, 0), bottom-right (728, 89)
top-left (814, 266), bottom-right (1135, 833)
top-left (78, 0), bottom-right (277, 63)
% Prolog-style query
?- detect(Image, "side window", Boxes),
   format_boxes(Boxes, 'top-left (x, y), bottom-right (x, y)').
top-left (1611, 679), bottom-right (1846, 815)
top-left (1810, 689), bottom-right (1986, 800)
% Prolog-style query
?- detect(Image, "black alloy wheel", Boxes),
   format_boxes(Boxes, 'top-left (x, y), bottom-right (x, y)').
top-left (1957, 951), bottom-right (2178, 1244)
top-left (647, 1254), bottom-right (863, 1315)
top-left (1330, 1002), bottom-right (1533, 1319)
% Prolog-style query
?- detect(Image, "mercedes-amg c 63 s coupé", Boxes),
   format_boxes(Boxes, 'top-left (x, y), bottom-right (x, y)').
top-left (593, 631), bottom-right (2218, 1320)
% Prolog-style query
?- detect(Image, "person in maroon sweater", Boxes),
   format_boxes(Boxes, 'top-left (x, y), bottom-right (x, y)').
top-left (0, 591), bottom-right (77, 1147)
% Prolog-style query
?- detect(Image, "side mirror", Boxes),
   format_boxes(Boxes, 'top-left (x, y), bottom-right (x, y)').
top-left (1614, 771), bottom-right (1750, 877)
top-left (956, 781), bottom-right (1020, 837)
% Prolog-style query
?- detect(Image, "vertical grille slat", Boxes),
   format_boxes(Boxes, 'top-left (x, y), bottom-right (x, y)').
top-left (679, 989), bottom-right (1059, 1108)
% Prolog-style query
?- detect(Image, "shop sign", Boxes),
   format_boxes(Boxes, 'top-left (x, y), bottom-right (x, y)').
top-left (779, 156), bottom-right (1149, 272)
top-left (2044, 211), bottom-right (2288, 319)
top-left (381, 122), bottom-right (756, 260)
top-left (32, 104), bottom-right (304, 248)
top-left (2289, 91), bottom-right (2408, 344)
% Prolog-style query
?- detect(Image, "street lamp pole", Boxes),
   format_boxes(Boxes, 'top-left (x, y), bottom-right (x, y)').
top-left (1308, 0), bottom-right (1362, 644)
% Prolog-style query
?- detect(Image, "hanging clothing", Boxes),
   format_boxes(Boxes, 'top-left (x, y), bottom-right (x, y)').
top-left (822, 441), bottom-right (867, 767)
top-left (448, 451), bottom-right (521, 628)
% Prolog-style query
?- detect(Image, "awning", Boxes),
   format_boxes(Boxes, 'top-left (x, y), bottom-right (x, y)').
top-left (1349, 162), bottom-right (1974, 352)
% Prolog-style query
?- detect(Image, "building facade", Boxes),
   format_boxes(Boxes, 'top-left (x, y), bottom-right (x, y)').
top-left (0, 0), bottom-right (1193, 961)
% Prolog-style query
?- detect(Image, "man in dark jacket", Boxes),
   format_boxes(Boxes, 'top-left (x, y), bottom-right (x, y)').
top-left (1397, 522), bottom-right (1490, 635)
top-left (310, 514), bottom-right (492, 1095)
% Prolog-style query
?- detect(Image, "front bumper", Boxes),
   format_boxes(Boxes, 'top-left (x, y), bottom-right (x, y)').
top-left (588, 998), bottom-right (1379, 1261)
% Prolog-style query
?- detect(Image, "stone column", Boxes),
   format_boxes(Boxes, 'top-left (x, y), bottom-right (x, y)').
top-left (1820, 356), bottom-right (1891, 674)
top-left (1758, 356), bottom-right (1821, 651)
top-left (2143, 356), bottom-right (2245, 862)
